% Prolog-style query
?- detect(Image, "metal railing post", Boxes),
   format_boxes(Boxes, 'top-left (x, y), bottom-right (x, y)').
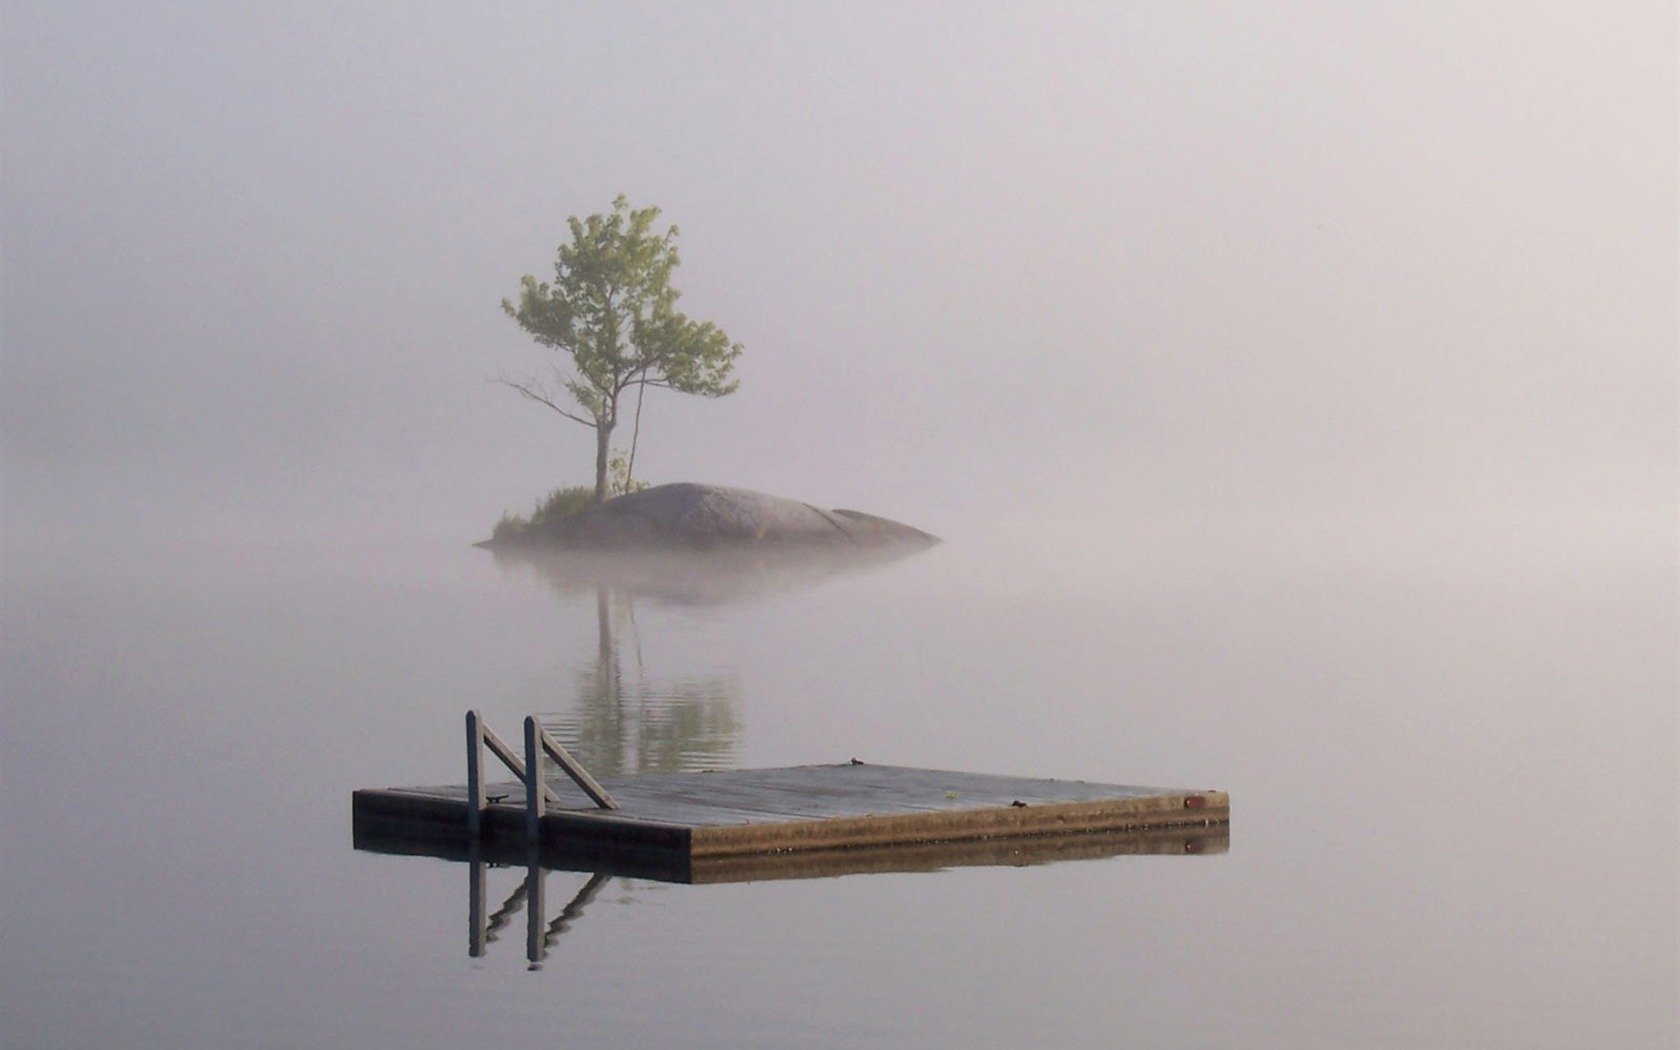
top-left (524, 716), bottom-right (546, 840)
top-left (466, 710), bottom-right (486, 837)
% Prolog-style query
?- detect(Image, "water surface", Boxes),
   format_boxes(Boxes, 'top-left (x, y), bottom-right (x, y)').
top-left (2, 533), bottom-right (1673, 1048)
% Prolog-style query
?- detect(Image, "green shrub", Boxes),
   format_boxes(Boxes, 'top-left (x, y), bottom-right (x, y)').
top-left (492, 462), bottom-right (656, 540)
top-left (492, 485), bottom-right (595, 540)
top-left (529, 485), bottom-right (596, 526)
top-left (490, 510), bottom-right (527, 542)
top-left (608, 451), bottom-right (650, 497)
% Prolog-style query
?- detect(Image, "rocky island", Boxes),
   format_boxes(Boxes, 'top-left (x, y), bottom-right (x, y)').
top-left (478, 483), bottom-right (938, 604)
top-left (479, 482), bottom-right (938, 552)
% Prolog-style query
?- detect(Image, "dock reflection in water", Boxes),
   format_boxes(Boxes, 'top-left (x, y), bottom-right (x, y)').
top-left (386, 828), bottom-right (1231, 969)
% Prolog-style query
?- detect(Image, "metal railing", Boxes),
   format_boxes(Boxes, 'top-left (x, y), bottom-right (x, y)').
top-left (465, 710), bottom-right (618, 839)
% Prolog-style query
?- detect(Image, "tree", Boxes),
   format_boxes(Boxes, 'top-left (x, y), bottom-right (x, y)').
top-left (500, 195), bottom-right (742, 502)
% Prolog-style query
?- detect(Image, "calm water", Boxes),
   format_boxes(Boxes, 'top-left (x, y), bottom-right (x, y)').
top-left (2, 532), bottom-right (1674, 1049)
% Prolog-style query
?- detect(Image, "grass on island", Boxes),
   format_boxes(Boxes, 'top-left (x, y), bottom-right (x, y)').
top-left (491, 460), bottom-right (652, 542)
top-left (491, 485), bottom-right (597, 542)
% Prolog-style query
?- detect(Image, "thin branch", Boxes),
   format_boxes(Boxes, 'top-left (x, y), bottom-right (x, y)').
top-left (493, 377), bottom-right (599, 429)
top-left (626, 378), bottom-right (647, 488)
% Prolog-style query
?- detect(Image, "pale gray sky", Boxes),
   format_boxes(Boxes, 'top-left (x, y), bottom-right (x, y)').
top-left (3, 2), bottom-right (1673, 565)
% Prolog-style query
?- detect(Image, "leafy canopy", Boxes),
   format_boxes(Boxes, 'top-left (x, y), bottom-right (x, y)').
top-left (502, 195), bottom-right (739, 422)
top-left (500, 196), bottom-right (741, 501)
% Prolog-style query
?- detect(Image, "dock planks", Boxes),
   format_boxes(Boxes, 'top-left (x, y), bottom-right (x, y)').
top-left (353, 762), bottom-right (1229, 869)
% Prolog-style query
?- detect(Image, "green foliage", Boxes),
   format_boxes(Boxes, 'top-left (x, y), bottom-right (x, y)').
top-left (499, 195), bottom-right (743, 501)
top-left (490, 486), bottom-right (592, 541)
top-left (529, 485), bottom-right (597, 525)
top-left (608, 450), bottom-right (650, 497)
top-left (490, 510), bottom-right (527, 542)
top-left (490, 469), bottom-right (645, 541)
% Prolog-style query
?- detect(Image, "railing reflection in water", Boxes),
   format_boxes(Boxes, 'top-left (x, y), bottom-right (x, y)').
top-left (469, 841), bottom-right (611, 971)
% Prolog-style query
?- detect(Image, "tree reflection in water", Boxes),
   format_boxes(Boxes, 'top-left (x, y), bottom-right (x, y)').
top-left (490, 541), bottom-right (934, 778)
top-left (539, 586), bottom-right (741, 776)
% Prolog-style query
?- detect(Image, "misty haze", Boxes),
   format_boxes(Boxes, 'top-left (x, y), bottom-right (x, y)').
top-left (2, 4), bottom-right (1674, 1049)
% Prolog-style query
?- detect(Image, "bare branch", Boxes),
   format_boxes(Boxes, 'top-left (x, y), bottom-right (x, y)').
top-left (492, 376), bottom-right (599, 429)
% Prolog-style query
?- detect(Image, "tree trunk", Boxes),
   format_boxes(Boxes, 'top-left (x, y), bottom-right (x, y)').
top-left (593, 423), bottom-right (613, 502)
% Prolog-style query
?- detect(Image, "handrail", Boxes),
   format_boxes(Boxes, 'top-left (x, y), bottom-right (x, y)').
top-left (528, 716), bottom-right (619, 810)
top-left (466, 710), bottom-right (560, 836)
top-left (465, 710), bottom-right (618, 840)
top-left (524, 716), bottom-right (619, 838)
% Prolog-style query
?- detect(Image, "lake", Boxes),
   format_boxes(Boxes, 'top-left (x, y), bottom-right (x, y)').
top-left (2, 528), bottom-right (1674, 1048)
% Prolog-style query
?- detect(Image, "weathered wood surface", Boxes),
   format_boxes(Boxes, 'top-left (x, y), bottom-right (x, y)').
top-left (353, 763), bottom-right (1229, 864)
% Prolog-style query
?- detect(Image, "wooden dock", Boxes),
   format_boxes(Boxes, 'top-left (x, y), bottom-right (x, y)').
top-left (353, 760), bottom-right (1230, 875)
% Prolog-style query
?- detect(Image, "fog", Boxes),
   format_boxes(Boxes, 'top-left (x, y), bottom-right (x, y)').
top-left (2, 3), bottom-right (1673, 574)
top-left (3, 10), bottom-right (1677, 1045)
